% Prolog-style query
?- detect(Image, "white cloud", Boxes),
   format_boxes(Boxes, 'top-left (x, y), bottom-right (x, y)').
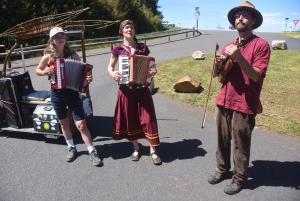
top-left (291, 13), bottom-right (300, 15)
top-left (262, 13), bottom-right (283, 17)
top-left (263, 18), bottom-right (284, 26)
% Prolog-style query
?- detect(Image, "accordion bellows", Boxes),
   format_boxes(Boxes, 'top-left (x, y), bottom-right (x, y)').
top-left (118, 54), bottom-right (155, 86)
top-left (49, 58), bottom-right (92, 93)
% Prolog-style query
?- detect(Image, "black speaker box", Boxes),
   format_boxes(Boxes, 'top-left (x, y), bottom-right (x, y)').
top-left (0, 77), bottom-right (23, 128)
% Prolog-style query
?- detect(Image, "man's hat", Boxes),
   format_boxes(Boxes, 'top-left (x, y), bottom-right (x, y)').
top-left (228, 1), bottom-right (263, 30)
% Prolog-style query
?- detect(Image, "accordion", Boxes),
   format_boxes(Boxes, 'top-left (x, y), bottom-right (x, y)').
top-left (118, 54), bottom-right (155, 86)
top-left (49, 58), bottom-right (92, 93)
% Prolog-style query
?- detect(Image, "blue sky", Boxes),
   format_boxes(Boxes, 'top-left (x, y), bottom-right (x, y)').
top-left (158, 0), bottom-right (300, 32)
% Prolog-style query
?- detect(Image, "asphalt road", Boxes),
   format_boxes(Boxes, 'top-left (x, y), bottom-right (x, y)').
top-left (1, 30), bottom-right (300, 201)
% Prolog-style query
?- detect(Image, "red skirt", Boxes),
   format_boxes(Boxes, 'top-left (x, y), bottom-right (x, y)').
top-left (112, 85), bottom-right (160, 146)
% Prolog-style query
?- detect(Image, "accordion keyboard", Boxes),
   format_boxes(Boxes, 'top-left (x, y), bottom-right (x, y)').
top-left (118, 56), bottom-right (130, 85)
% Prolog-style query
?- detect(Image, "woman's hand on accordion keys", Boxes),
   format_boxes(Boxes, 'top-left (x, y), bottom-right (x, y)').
top-left (149, 67), bottom-right (157, 76)
top-left (87, 74), bottom-right (93, 83)
top-left (44, 65), bottom-right (54, 76)
top-left (111, 71), bottom-right (122, 82)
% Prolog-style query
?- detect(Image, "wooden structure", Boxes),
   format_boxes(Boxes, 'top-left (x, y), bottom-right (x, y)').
top-left (0, 8), bottom-right (118, 138)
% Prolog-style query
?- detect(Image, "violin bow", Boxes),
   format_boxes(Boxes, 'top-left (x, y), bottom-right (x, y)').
top-left (201, 42), bottom-right (219, 128)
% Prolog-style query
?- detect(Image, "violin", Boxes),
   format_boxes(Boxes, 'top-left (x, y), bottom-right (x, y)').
top-left (217, 38), bottom-right (247, 83)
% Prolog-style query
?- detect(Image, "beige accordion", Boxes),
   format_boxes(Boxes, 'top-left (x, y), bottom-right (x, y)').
top-left (118, 54), bottom-right (156, 86)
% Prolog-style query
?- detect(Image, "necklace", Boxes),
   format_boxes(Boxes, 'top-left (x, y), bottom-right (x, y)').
top-left (123, 41), bottom-right (136, 48)
top-left (122, 41), bottom-right (137, 54)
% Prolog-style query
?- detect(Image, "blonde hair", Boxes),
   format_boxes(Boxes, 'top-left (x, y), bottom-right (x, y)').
top-left (44, 38), bottom-right (73, 58)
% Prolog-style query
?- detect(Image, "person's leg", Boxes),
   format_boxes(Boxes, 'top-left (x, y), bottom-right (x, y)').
top-left (67, 90), bottom-right (102, 166)
top-left (208, 106), bottom-right (232, 184)
top-left (231, 111), bottom-right (255, 185)
top-left (75, 119), bottom-right (93, 147)
top-left (132, 140), bottom-right (139, 150)
top-left (131, 140), bottom-right (140, 161)
top-left (59, 117), bottom-right (78, 162)
top-left (51, 91), bottom-right (77, 162)
top-left (138, 88), bottom-right (161, 164)
top-left (215, 106), bottom-right (232, 174)
top-left (60, 117), bottom-right (72, 140)
top-left (224, 111), bottom-right (255, 195)
top-left (149, 144), bottom-right (161, 165)
top-left (73, 119), bottom-right (102, 166)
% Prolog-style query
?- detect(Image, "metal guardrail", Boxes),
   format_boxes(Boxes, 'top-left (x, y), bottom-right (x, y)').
top-left (0, 28), bottom-right (201, 68)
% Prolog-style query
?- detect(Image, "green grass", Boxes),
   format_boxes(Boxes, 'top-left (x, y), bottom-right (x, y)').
top-left (155, 50), bottom-right (300, 137)
top-left (279, 31), bottom-right (300, 39)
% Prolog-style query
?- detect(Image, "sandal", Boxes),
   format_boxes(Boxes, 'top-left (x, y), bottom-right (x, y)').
top-left (150, 152), bottom-right (162, 165)
top-left (131, 149), bottom-right (140, 161)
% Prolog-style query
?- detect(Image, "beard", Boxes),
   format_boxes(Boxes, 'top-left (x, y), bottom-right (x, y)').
top-left (235, 22), bottom-right (249, 32)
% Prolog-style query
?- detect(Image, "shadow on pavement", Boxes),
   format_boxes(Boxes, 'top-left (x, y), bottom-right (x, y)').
top-left (247, 160), bottom-right (300, 190)
top-left (158, 139), bottom-right (207, 162)
top-left (95, 138), bottom-right (207, 162)
top-left (87, 115), bottom-right (114, 139)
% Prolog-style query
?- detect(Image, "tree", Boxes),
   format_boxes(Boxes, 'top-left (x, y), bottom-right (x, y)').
top-left (139, 0), bottom-right (162, 15)
top-left (0, 0), bottom-right (163, 43)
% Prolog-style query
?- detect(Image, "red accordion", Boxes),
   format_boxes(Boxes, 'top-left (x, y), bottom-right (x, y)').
top-left (49, 58), bottom-right (92, 93)
top-left (118, 54), bottom-right (155, 86)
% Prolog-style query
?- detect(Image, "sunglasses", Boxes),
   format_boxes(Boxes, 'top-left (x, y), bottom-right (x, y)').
top-left (234, 13), bottom-right (252, 19)
top-left (53, 34), bottom-right (66, 40)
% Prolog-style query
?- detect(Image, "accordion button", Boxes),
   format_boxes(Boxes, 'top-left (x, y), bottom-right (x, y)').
top-left (129, 86), bottom-right (132, 89)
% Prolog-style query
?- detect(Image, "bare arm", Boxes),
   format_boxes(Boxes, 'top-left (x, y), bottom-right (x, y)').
top-left (107, 54), bottom-right (122, 81)
top-left (36, 54), bottom-right (53, 76)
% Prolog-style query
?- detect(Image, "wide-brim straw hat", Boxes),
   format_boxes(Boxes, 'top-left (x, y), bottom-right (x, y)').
top-left (228, 1), bottom-right (263, 30)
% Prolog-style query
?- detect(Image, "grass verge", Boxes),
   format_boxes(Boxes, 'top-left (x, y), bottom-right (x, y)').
top-left (155, 50), bottom-right (300, 137)
top-left (279, 31), bottom-right (300, 39)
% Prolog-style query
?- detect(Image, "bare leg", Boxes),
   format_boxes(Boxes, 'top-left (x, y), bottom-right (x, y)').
top-left (132, 140), bottom-right (139, 151)
top-left (59, 118), bottom-right (73, 140)
top-left (75, 119), bottom-right (93, 147)
top-left (150, 145), bottom-right (158, 159)
top-left (60, 118), bottom-right (93, 146)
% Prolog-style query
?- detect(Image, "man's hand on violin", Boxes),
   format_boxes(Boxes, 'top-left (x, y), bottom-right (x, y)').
top-left (225, 44), bottom-right (242, 61)
top-left (215, 55), bottom-right (225, 67)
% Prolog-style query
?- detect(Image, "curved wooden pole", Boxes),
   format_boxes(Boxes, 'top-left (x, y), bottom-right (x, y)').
top-left (1, 39), bottom-right (19, 77)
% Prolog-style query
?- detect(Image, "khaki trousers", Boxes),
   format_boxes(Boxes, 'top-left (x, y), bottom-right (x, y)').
top-left (215, 106), bottom-right (255, 185)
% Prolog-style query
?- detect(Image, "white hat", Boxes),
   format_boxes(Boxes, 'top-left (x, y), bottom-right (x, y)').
top-left (49, 27), bottom-right (64, 38)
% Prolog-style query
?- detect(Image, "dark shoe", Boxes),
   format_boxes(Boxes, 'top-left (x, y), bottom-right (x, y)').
top-left (224, 182), bottom-right (245, 195)
top-left (89, 149), bottom-right (103, 166)
top-left (66, 146), bottom-right (77, 162)
top-left (208, 170), bottom-right (229, 184)
top-left (150, 152), bottom-right (162, 165)
top-left (131, 150), bottom-right (140, 161)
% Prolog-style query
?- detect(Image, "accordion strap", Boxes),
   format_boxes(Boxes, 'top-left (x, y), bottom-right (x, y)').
top-left (121, 45), bottom-right (134, 55)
